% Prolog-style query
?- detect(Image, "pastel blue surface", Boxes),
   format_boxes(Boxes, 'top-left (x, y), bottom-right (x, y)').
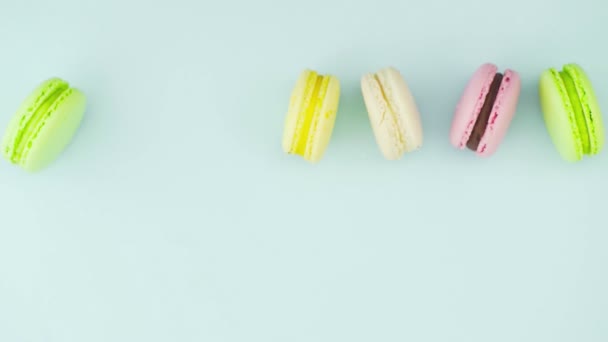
top-left (1, 1), bottom-right (607, 341)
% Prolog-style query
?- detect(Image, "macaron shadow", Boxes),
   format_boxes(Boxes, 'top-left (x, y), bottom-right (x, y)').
top-left (500, 75), bottom-right (555, 162)
top-left (328, 81), bottom-right (379, 160)
top-left (57, 77), bottom-right (112, 170)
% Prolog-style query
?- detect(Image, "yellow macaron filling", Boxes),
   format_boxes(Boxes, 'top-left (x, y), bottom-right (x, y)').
top-left (292, 73), bottom-right (330, 157)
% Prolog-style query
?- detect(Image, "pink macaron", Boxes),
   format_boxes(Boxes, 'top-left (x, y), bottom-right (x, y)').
top-left (450, 63), bottom-right (521, 157)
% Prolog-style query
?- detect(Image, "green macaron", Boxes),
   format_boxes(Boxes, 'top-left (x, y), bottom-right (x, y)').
top-left (539, 64), bottom-right (605, 162)
top-left (2, 78), bottom-right (86, 172)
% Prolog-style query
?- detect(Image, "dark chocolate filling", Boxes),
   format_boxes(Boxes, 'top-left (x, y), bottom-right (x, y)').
top-left (466, 73), bottom-right (503, 151)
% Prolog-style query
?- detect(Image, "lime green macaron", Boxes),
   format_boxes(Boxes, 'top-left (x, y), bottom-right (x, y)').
top-left (539, 64), bottom-right (605, 162)
top-left (2, 78), bottom-right (86, 172)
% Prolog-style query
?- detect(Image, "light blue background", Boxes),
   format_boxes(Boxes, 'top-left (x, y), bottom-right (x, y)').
top-left (1, 0), bottom-right (607, 341)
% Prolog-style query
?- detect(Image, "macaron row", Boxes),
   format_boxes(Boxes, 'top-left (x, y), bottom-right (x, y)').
top-left (0, 63), bottom-right (602, 173)
top-left (282, 63), bottom-right (605, 163)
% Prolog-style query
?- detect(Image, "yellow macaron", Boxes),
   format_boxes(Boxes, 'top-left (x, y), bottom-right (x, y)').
top-left (282, 70), bottom-right (340, 162)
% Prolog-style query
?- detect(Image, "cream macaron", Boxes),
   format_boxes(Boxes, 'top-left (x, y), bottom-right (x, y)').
top-left (361, 67), bottom-right (423, 160)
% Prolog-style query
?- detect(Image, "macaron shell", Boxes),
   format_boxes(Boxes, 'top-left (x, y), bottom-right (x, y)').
top-left (450, 63), bottom-right (498, 148)
top-left (282, 70), bottom-right (312, 154)
top-left (477, 69), bottom-right (521, 156)
top-left (2, 78), bottom-right (68, 161)
top-left (306, 77), bottom-right (340, 162)
top-left (20, 88), bottom-right (86, 172)
top-left (565, 64), bottom-right (605, 155)
top-left (361, 73), bottom-right (399, 159)
top-left (540, 69), bottom-right (581, 162)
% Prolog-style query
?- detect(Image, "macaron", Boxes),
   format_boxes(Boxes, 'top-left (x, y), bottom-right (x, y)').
top-left (450, 63), bottom-right (521, 157)
top-left (2, 78), bottom-right (86, 172)
top-left (361, 67), bottom-right (423, 160)
top-left (539, 63), bottom-right (604, 162)
top-left (282, 70), bottom-right (340, 162)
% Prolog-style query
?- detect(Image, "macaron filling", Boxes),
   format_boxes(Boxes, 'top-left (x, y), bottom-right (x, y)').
top-left (373, 74), bottom-right (405, 150)
top-left (10, 84), bottom-right (70, 163)
top-left (293, 74), bottom-right (329, 156)
top-left (466, 73), bottom-right (503, 151)
top-left (560, 70), bottom-right (591, 154)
